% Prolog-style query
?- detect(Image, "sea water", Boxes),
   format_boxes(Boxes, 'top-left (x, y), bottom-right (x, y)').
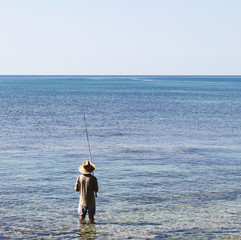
top-left (0, 75), bottom-right (241, 239)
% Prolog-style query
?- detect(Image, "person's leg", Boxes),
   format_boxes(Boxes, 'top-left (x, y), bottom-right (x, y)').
top-left (88, 205), bottom-right (96, 223)
top-left (89, 216), bottom-right (94, 223)
top-left (78, 205), bottom-right (87, 223)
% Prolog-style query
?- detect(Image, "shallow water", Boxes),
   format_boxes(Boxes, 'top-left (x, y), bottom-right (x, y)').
top-left (1, 75), bottom-right (241, 239)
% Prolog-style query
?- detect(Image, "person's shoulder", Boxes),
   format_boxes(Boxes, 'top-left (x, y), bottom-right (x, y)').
top-left (90, 175), bottom-right (97, 180)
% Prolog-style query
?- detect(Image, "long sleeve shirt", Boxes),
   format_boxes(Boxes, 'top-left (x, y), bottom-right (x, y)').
top-left (75, 174), bottom-right (98, 207)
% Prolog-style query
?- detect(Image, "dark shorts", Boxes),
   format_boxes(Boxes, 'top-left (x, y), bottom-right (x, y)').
top-left (78, 205), bottom-right (96, 217)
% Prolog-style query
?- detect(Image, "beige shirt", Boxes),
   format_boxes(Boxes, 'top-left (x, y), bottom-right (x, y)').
top-left (75, 174), bottom-right (98, 207)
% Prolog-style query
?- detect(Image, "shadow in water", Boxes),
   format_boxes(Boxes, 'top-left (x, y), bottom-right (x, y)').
top-left (78, 222), bottom-right (97, 240)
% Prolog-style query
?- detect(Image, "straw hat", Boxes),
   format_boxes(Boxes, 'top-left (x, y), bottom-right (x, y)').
top-left (79, 160), bottom-right (95, 174)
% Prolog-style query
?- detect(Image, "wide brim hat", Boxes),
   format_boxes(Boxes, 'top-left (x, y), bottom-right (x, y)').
top-left (79, 160), bottom-right (95, 174)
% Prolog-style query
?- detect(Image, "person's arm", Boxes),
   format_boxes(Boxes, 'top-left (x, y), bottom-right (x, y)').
top-left (94, 177), bottom-right (98, 193)
top-left (75, 176), bottom-right (80, 192)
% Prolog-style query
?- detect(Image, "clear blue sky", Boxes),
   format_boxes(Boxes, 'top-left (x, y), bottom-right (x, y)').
top-left (0, 0), bottom-right (241, 75)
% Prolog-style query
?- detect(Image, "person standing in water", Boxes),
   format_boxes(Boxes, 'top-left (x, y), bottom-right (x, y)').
top-left (75, 160), bottom-right (98, 223)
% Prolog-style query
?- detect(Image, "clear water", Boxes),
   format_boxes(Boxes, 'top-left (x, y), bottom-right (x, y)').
top-left (1, 75), bottom-right (241, 239)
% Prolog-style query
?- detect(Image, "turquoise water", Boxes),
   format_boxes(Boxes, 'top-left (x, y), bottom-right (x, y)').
top-left (0, 75), bottom-right (241, 239)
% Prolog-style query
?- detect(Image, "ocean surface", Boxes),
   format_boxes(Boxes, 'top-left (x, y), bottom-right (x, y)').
top-left (0, 75), bottom-right (241, 239)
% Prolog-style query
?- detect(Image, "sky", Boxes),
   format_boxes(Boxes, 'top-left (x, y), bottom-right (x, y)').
top-left (0, 0), bottom-right (241, 75)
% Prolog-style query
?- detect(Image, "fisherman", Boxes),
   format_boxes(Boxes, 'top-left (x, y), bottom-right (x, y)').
top-left (75, 160), bottom-right (98, 223)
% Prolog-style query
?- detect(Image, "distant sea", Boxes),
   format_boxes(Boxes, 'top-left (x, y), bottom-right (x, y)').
top-left (1, 75), bottom-right (241, 239)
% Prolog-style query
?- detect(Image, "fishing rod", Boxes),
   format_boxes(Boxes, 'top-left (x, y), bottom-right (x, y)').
top-left (83, 113), bottom-right (97, 197)
top-left (83, 113), bottom-right (92, 164)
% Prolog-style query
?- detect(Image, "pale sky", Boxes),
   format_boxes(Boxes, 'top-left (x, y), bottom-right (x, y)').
top-left (0, 0), bottom-right (241, 75)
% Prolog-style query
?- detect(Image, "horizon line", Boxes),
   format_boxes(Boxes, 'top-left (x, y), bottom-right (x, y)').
top-left (1, 74), bottom-right (241, 77)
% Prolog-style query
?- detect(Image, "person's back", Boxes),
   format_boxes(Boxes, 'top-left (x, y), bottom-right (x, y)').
top-left (76, 174), bottom-right (98, 207)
